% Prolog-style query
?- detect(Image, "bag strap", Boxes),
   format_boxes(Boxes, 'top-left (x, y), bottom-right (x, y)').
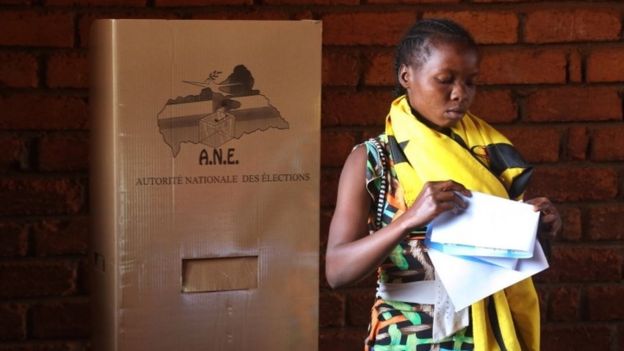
top-left (367, 138), bottom-right (388, 230)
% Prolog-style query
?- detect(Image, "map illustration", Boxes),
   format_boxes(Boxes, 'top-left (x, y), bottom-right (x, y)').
top-left (157, 65), bottom-right (289, 156)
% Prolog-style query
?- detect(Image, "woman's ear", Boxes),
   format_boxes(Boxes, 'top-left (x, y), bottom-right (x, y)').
top-left (398, 64), bottom-right (410, 89)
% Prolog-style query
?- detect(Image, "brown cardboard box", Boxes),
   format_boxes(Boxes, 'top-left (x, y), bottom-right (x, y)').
top-left (90, 20), bottom-right (321, 351)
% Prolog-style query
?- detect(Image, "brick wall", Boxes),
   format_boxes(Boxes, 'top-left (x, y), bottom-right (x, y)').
top-left (0, 1), bottom-right (622, 350)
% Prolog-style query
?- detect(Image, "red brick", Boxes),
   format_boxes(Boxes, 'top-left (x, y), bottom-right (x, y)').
top-left (526, 167), bottom-right (617, 202)
top-left (591, 125), bottom-right (624, 161)
top-left (32, 300), bottom-right (90, 339)
top-left (542, 325), bottom-right (611, 350)
top-left (324, 49), bottom-right (361, 87)
top-left (319, 291), bottom-right (346, 327)
top-left (470, 90), bottom-right (517, 124)
top-left (156, 0), bottom-right (251, 5)
top-left (587, 285), bottom-right (624, 321)
top-left (500, 127), bottom-right (560, 163)
top-left (568, 50), bottom-right (582, 83)
top-left (0, 221), bottom-right (28, 257)
top-left (292, 10), bottom-right (314, 20)
top-left (0, 260), bottom-right (78, 298)
top-left (346, 289), bottom-right (375, 326)
top-left (587, 205), bottom-right (624, 241)
top-left (319, 328), bottom-right (366, 351)
top-left (38, 134), bottom-right (89, 171)
top-left (560, 207), bottom-right (581, 241)
top-left (190, 9), bottom-right (290, 20)
top-left (525, 87), bottom-right (621, 122)
top-left (525, 9), bottom-right (621, 44)
top-left (322, 90), bottom-right (394, 127)
top-left (47, 51), bottom-right (88, 89)
top-left (0, 52), bottom-right (38, 88)
top-left (76, 256), bottom-right (90, 294)
top-left (363, 49), bottom-right (394, 87)
top-left (566, 126), bottom-right (588, 161)
top-left (423, 11), bottom-right (518, 44)
top-left (0, 178), bottom-right (84, 216)
top-left (0, 136), bottom-right (27, 172)
top-left (33, 217), bottom-right (88, 256)
top-left (0, 0), bottom-right (33, 4)
top-left (321, 169), bottom-right (340, 208)
top-left (587, 47), bottom-right (624, 82)
top-left (0, 342), bottom-right (88, 351)
top-left (547, 286), bottom-right (580, 322)
top-left (0, 342), bottom-right (64, 351)
top-left (0, 303), bottom-right (27, 340)
top-left (322, 131), bottom-right (358, 168)
top-left (0, 95), bottom-right (88, 130)
top-left (479, 49), bottom-right (566, 85)
top-left (361, 128), bottom-right (385, 141)
top-left (265, 0), bottom-right (357, 4)
top-left (369, 0), bottom-right (458, 3)
top-left (548, 247), bottom-right (622, 283)
top-left (0, 11), bottom-right (74, 48)
top-left (48, 0), bottom-right (145, 5)
top-left (323, 12), bottom-right (416, 46)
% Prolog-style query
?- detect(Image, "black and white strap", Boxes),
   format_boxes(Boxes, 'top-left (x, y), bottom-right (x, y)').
top-left (368, 138), bottom-right (388, 230)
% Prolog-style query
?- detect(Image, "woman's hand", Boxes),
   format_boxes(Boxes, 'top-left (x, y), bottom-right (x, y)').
top-left (525, 197), bottom-right (561, 239)
top-left (396, 180), bottom-right (471, 232)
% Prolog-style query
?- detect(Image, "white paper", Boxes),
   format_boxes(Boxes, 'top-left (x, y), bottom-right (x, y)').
top-left (429, 192), bottom-right (540, 257)
top-left (428, 242), bottom-right (549, 311)
top-left (469, 255), bottom-right (518, 270)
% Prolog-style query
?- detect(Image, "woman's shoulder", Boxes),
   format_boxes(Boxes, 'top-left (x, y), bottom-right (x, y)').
top-left (358, 135), bottom-right (389, 177)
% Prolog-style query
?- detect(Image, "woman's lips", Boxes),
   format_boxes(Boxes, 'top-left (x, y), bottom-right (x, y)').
top-left (445, 109), bottom-right (466, 120)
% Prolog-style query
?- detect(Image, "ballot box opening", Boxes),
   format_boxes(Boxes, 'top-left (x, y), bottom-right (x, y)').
top-left (181, 256), bottom-right (259, 293)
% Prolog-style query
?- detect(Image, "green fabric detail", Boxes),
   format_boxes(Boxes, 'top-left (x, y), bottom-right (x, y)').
top-left (387, 324), bottom-right (403, 346)
top-left (403, 311), bottom-right (421, 325)
top-left (388, 245), bottom-right (409, 270)
top-left (406, 334), bottom-right (417, 349)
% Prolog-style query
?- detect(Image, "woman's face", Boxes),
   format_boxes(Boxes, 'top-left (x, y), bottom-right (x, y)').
top-left (399, 40), bottom-right (479, 130)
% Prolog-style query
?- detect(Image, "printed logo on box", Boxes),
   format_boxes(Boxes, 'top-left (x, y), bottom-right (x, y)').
top-left (156, 65), bottom-right (289, 158)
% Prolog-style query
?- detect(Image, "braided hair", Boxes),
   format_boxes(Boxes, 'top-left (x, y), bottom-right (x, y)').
top-left (394, 19), bottom-right (478, 96)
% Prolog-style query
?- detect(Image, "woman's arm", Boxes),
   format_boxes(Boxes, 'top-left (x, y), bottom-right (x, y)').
top-left (325, 145), bottom-right (471, 289)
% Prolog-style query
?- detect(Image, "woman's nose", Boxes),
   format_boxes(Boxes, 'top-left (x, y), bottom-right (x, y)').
top-left (450, 82), bottom-right (468, 101)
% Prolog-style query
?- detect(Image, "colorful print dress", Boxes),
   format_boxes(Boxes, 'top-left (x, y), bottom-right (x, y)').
top-left (363, 135), bottom-right (474, 351)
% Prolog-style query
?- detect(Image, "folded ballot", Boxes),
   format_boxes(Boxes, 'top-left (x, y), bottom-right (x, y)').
top-left (426, 192), bottom-right (548, 311)
top-left (429, 242), bottom-right (549, 311)
top-left (428, 192), bottom-right (540, 258)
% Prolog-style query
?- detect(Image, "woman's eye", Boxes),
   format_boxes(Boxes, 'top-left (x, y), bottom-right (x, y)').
top-left (436, 76), bottom-right (453, 84)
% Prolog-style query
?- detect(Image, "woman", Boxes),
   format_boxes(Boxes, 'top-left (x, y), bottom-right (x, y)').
top-left (325, 19), bottom-right (561, 351)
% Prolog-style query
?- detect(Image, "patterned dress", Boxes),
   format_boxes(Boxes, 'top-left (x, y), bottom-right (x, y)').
top-left (363, 135), bottom-right (474, 351)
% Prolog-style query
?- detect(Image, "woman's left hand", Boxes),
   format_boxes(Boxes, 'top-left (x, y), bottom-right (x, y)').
top-left (525, 197), bottom-right (561, 239)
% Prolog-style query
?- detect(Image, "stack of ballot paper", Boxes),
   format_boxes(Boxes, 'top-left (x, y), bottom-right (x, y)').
top-left (426, 192), bottom-right (549, 311)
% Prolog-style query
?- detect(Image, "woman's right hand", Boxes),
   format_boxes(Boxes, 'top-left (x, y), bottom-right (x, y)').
top-left (396, 180), bottom-right (471, 232)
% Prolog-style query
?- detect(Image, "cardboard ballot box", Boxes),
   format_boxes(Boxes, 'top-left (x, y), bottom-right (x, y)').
top-left (90, 20), bottom-right (321, 351)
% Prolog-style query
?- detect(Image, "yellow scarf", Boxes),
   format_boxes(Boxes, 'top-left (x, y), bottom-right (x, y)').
top-left (385, 96), bottom-right (540, 351)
